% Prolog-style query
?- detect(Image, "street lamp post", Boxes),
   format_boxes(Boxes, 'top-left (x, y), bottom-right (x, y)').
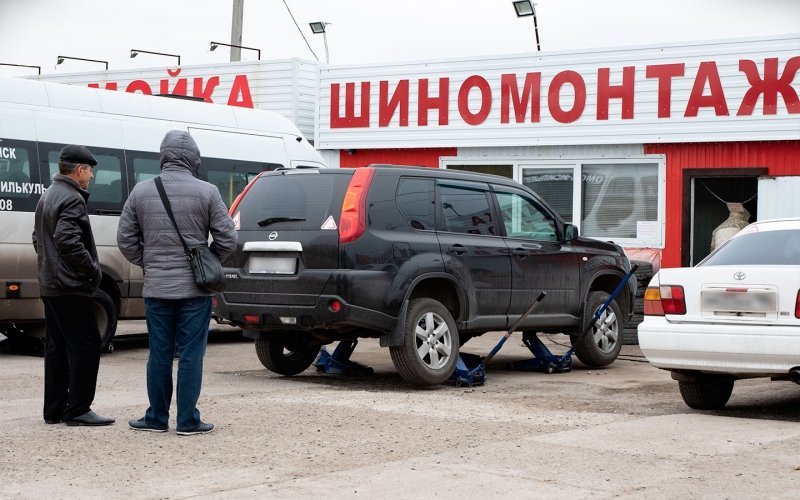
top-left (209, 42), bottom-right (261, 60)
top-left (56, 56), bottom-right (109, 70)
top-left (0, 63), bottom-right (41, 75)
top-left (130, 49), bottom-right (181, 66)
top-left (512, 0), bottom-right (541, 52)
top-left (309, 22), bottom-right (331, 64)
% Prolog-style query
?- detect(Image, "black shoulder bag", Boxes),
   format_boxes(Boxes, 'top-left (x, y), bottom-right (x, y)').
top-left (154, 176), bottom-right (225, 293)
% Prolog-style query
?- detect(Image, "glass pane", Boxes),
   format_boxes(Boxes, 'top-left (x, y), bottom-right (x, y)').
top-left (397, 178), bottom-right (435, 230)
top-left (440, 185), bottom-right (495, 236)
top-left (521, 168), bottom-right (573, 222)
top-left (581, 163), bottom-right (658, 239)
top-left (47, 150), bottom-right (123, 204)
top-left (131, 156), bottom-right (161, 184)
top-left (496, 192), bottom-right (557, 241)
top-left (700, 229), bottom-right (800, 266)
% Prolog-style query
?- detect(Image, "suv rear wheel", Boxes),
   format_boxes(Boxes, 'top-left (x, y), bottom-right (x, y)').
top-left (255, 332), bottom-right (320, 376)
top-left (390, 298), bottom-right (459, 387)
top-left (571, 291), bottom-right (623, 367)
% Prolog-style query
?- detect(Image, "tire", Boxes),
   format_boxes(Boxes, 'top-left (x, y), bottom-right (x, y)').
top-left (571, 291), bottom-right (623, 367)
top-left (91, 289), bottom-right (118, 354)
top-left (678, 378), bottom-right (734, 410)
top-left (255, 333), bottom-right (319, 376)
top-left (389, 298), bottom-right (459, 387)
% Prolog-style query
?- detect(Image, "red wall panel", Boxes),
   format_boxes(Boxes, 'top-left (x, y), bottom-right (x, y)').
top-left (644, 141), bottom-right (800, 268)
top-left (339, 148), bottom-right (457, 168)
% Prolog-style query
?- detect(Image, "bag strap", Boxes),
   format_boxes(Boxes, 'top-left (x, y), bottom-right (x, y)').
top-left (154, 176), bottom-right (192, 257)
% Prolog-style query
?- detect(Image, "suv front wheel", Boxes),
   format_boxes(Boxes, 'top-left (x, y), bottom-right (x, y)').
top-left (390, 298), bottom-right (459, 387)
top-left (570, 291), bottom-right (623, 367)
top-left (255, 332), bottom-right (320, 376)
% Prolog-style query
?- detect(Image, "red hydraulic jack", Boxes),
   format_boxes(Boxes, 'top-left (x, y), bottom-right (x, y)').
top-left (449, 264), bottom-right (639, 387)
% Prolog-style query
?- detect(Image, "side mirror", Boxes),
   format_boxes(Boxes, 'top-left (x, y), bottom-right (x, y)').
top-left (564, 224), bottom-right (579, 241)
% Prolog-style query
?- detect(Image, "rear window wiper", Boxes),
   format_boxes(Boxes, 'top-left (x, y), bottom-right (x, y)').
top-left (257, 216), bottom-right (306, 227)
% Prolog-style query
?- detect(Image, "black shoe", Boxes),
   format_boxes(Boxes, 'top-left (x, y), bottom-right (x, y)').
top-left (128, 417), bottom-right (168, 433)
top-left (64, 410), bottom-right (115, 426)
top-left (176, 421), bottom-right (215, 436)
top-left (44, 418), bottom-right (63, 425)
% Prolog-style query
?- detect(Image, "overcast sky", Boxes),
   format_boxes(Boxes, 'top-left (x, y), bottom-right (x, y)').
top-left (1, 0), bottom-right (798, 76)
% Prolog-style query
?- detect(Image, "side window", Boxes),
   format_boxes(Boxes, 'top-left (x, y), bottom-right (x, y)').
top-left (0, 138), bottom-right (41, 212)
top-left (397, 177), bottom-right (435, 230)
top-left (439, 183), bottom-right (495, 236)
top-left (495, 191), bottom-right (558, 242)
top-left (43, 144), bottom-right (125, 213)
top-left (200, 157), bottom-right (281, 207)
top-left (127, 152), bottom-right (161, 185)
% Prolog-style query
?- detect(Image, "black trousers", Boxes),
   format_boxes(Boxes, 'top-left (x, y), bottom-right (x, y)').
top-left (42, 295), bottom-right (101, 421)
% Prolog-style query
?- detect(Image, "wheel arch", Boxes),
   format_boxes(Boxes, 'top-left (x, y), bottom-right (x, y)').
top-left (582, 270), bottom-right (632, 320)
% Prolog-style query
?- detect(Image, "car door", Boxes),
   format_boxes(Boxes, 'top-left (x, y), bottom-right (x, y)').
top-left (436, 179), bottom-right (511, 330)
top-left (492, 186), bottom-right (581, 329)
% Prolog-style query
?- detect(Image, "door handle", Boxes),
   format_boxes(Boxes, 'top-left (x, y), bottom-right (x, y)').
top-left (512, 248), bottom-right (530, 257)
top-left (447, 244), bottom-right (467, 255)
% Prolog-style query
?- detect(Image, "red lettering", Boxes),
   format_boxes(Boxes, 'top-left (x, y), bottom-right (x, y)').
top-left (596, 66), bottom-right (635, 120)
top-left (126, 80), bottom-right (153, 95)
top-left (193, 76), bottom-right (219, 103)
top-left (457, 76), bottom-right (492, 125)
top-left (160, 77), bottom-right (188, 96)
top-left (87, 82), bottom-right (119, 91)
top-left (500, 73), bottom-right (541, 123)
top-left (379, 80), bottom-right (409, 127)
top-left (227, 74), bottom-right (254, 108)
top-left (331, 82), bottom-right (371, 128)
top-left (645, 63), bottom-right (685, 118)
top-left (737, 57), bottom-right (800, 115)
top-left (418, 78), bottom-right (449, 126)
top-left (548, 71), bottom-right (585, 123)
top-left (685, 61), bottom-right (729, 117)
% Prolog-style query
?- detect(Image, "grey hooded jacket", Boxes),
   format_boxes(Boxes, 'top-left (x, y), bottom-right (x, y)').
top-left (117, 130), bottom-right (237, 298)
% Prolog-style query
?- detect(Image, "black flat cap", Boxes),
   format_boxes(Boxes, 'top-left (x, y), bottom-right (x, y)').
top-left (59, 145), bottom-right (97, 166)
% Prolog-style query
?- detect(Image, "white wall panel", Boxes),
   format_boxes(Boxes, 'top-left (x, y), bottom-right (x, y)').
top-left (758, 176), bottom-right (800, 219)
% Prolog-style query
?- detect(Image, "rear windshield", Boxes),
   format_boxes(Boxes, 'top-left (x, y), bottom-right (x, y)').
top-left (700, 229), bottom-right (800, 266)
top-left (233, 171), bottom-right (350, 231)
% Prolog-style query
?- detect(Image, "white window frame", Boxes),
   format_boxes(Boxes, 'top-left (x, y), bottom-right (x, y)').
top-left (440, 155), bottom-right (666, 248)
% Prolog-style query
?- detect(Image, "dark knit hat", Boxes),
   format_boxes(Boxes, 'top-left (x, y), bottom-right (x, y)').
top-left (59, 145), bottom-right (97, 166)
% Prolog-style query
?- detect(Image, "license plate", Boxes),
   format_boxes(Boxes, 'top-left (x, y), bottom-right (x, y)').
top-left (701, 289), bottom-right (776, 313)
top-left (246, 255), bottom-right (297, 275)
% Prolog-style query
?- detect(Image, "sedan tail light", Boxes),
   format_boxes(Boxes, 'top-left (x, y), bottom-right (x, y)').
top-left (644, 285), bottom-right (686, 316)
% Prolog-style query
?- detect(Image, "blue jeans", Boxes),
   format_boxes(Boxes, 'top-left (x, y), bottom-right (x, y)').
top-left (143, 296), bottom-right (212, 430)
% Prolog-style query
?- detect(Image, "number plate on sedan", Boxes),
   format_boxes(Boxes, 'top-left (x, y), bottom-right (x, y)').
top-left (701, 289), bottom-right (776, 313)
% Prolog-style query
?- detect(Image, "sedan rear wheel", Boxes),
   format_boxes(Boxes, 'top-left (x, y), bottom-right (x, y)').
top-left (678, 378), bottom-right (734, 410)
top-left (390, 298), bottom-right (459, 387)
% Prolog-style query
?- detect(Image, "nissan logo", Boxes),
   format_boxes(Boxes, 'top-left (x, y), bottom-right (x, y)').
top-left (268, 231), bottom-right (278, 241)
top-left (733, 272), bottom-right (746, 280)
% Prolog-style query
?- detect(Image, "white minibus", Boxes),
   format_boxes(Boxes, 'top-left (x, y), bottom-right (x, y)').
top-left (0, 78), bottom-right (326, 350)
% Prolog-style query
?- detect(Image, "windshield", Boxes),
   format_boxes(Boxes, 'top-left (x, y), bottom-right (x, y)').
top-left (699, 229), bottom-right (800, 266)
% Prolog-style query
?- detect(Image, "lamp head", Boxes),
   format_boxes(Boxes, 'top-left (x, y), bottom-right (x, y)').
top-left (513, 0), bottom-right (534, 17)
top-left (210, 42), bottom-right (218, 51)
top-left (130, 50), bottom-right (138, 59)
top-left (57, 57), bottom-right (64, 65)
top-left (309, 22), bottom-right (328, 34)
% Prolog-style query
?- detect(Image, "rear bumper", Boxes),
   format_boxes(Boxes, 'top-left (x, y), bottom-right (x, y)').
top-left (638, 317), bottom-right (800, 377)
top-left (213, 293), bottom-right (397, 333)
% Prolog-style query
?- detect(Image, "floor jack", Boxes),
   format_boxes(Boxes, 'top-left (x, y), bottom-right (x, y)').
top-left (314, 339), bottom-right (375, 376)
top-left (450, 264), bottom-right (639, 387)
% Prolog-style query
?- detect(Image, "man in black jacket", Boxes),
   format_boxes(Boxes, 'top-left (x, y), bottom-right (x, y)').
top-left (32, 145), bottom-right (114, 427)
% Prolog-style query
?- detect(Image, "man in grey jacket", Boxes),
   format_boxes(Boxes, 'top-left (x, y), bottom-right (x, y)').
top-left (117, 130), bottom-right (236, 435)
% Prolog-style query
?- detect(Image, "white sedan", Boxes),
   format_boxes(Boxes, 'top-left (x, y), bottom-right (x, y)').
top-left (639, 217), bottom-right (800, 410)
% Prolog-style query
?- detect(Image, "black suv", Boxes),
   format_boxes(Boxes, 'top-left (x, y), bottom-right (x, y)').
top-left (215, 166), bottom-right (635, 386)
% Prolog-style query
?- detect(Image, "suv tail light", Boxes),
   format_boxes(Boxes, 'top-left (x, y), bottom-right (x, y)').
top-left (644, 285), bottom-right (686, 316)
top-left (339, 168), bottom-right (375, 244)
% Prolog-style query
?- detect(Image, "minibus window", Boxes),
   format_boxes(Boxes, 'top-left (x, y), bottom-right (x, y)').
top-left (0, 139), bottom-right (40, 212)
top-left (199, 157), bottom-right (282, 207)
top-left (44, 145), bottom-right (125, 213)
